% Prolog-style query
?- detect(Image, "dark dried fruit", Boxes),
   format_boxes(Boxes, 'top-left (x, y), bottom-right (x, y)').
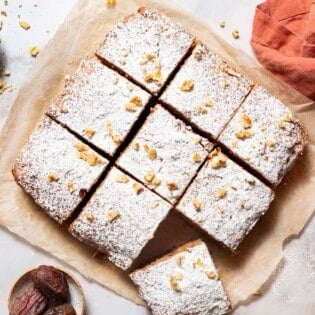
top-left (31, 266), bottom-right (69, 305)
top-left (10, 285), bottom-right (47, 315)
top-left (79, 188), bottom-right (87, 198)
top-left (43, 304), bottom-right (76, 315)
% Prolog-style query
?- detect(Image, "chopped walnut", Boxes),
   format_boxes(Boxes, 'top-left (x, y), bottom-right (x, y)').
top-left (192, 198), bottom-right (201, 211)
top-left (241, 113), bottom-right (252, 129)
top-left (133, 182), bottom-right (144, 195)
top-left (144, 69), bottom-right (162, 85)
top-left (84, 128), bottom-right (96, 138)
top-left (240, 200), bottom-right (246, 207)
top-left (140, 53), bottom-right (156, 65)
top-left (107, 210), bottom-right (120, 222)
top-left (29, 46), bottom-right (40, 57)
top-left (278, 120), bottom-right (285, 128)
top-left (235, 129), bottom-right (253, 139)
top-left (75, 142), bottom-right (88, 152)
top-left (152, 177), bottom-right (161, 187)
top-left (204, 99), bottom-right (213, 107)
top-left (232, 29), bottom-right (240, 39)
top-left (223, 65), bottom-right (238, 77)
top-left (208, 148), bottom-right (227, 169)
top-left (180, 80), bottom-right (194, 91)
top-left (116, 174), bottom-right (129, 183)
top-left (192, 152), bottom-right (202, 163)
top-left (267, 140), bottom-right (275, 149)
top-left (206, 271), bottom-right (219, 280)
top-left (222, 81), bottom-right (230, 89)
top-left (169, 273), bottom-right (183, 292)
top-left (194, 136), bottom-right (202, 145)
top-left (144, 170), bottom-right (155, 183)
top-left (106, 121), bottom-right (121, 145)
top-left (105, 0), bottom-right (116, 6)
top-left (193, 258), bottom-right (204, 268)
top-left (19, 20), bottom-right (30, 30)
top-left (176, 255), bottom-right (183, 266)
top-left (86, 212), bottom-right (95, 223)
top-left (231, 140), bottom-right (238, 147)
top-left (143, 144), bottom-right (157, 160)
top-left (47, 173), bottom-right (59, 182)
top-left (193, 48), bottom-right (202, 60)
top-left (219, 21), bottom-right (226, 28)
top-left (284, 113), bottom-right (294, 122)
top-left (216, 188), bottom-right (227, 198)
top-left (60, 105), bottom-right (68, 113)
top-left (3, 69), bottom-right (10, 76)
top-left (167, 181), bottom-right (178, 191)
top-left (195, 105), bottom-right (208, 115)
top-left (67, 181), bottom-right (75, 192)
top-left (125, 96), bottom-right (143, 111)
top-left (78, 150), bottom-right (102, 166)
top-left (125, 103), bottom-right (138, 112)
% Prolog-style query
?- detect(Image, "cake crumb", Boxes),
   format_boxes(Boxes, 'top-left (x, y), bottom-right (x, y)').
top-left (193, 258), bottom-right (204, 268)
top-left (144, 69), bottom-right (162, 85)
top-left (106, 0), bottom-right (116, 7)
top-left (180, 80), bottom-right (194, 91)
top-left (29, 45), bottom-right (40, 57)
top-left (206, 271), bottom-right (219, 280)
top-left (19, 20), bottom-right (31, 30)
top-left (133, 182), bottom-right (144, 195)
top-left (219, 21), bottom-right (225, 28)
top-left (67, 181), bottom-right (75, 192)
top-left (208, 148), bottom-right (227, 169)
top-left (144, 144), bottom-right (157, 160)
top-left (108, 210), bottom-right (120, 222)
top-left (241, 113), bottom-right (252, 128)
top-left (232, 29), bottom-right (240, 39)
top-left (192, 152), bottom-right (201, 163)
top-left (192, 198), bottom-right (201, 211)
top-left (216, 188), bottom-right (227, 198)
top-left (47, 173), bottom-right (59, 182)
top-left (235, 129), bottom-right (253, 139)
top-left (86, 212), bottom-right (95, 222)
top-left (84, 128), bottom-right (96, 138)
top-left (144, 170), bottom-right (155, 183)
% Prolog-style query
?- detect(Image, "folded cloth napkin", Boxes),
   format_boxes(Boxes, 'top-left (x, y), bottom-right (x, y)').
top-left (251, 0), bottom-right (315, 100)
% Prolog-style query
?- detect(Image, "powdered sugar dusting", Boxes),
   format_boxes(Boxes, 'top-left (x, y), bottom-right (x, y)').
top-left (130, 240), bottom-right (230, 315)
top-left (219, 86), bottom-right (306, 186)
top-left (96, 8), bottom-right (195, 94)
top-left (117, 105), bottom-right (213, 204)
top-left (47, 58), bottom-right (151, 156)
top-left (12, 117), bottom-right (108, 224)
top-left (177, 150), bottom-right (274, 250)
top-left (161, 43), bottom-right (251, 139)
top-left (70, 167), bottom-right (171, 270)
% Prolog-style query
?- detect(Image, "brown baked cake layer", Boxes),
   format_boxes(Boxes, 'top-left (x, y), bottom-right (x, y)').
top-left (12, 117), bottom-right (109, 224)
top-left (96, 7), bottom-right (195, 94)
top-left (117, 104), bottom-right (213, 204)
top-left (177, 148), bottom-right (274, 251)
top-left (47, 58), bottom-right (151, 156)
top-left (130, 240), bottom-right (230, 315)
top-left (161, 42), bottom-right (251, 139)
top-left (70, 167), bottom-right (171, 270)
top-left (219, 86), bottom-right (307, 186)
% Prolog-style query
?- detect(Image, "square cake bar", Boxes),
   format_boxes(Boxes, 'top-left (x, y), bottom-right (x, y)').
top-left (47, 58), bottom-right (151, 156)
top-left (70, 167), bottom-right (171, 270)
top-left (130, 240), bottom-right (230, 315)
top-left (219, 86), bottom-right (307, 186)
top-left (117, 105), bottom-right (213, 204)
top-left (161, 42), bottom-right (251, 139)
top-left (12, 117), bottom-right (108, 224)
top-left (96, 7), bottom-right (195, 94)
top-left (177, 148), bottom-right (274, 251)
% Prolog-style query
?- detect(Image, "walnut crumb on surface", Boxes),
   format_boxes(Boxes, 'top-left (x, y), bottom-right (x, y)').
top-left (47, 173), bottom-right (59, 182)
top-left (193, 258), bottom-right (204, 268)
top-left (132, 142), bottom-right (140, 151)
top-left (116, 174), bottom-right (129, 183)
top-left (204, 98), bottom-right (213, 107)
top-left (232, 29), bottom-right (240, 39)
top-left (192, 152), bottom-right (201, 162)
top-left (144, 170), bottom-right (155, 183)
top-left (19, 20), bottom-right (30, 30)
top-left (125, 96), bottom-right (142, 112)
top-left (241, 113), bottom-right (252, 128)
top-left (235, 129), bottom-right (253, 139)
top-left (84, 128), bottom-right (96, 138)
top-left (29, 45), bottom-right (40, 57)
top-left (67, 181), bottom-right (75, 192)
top-left (74, 141), bottom-right (88, 152)
top-left (284, 113), bottom-right (294, 122)
top-left (223, 65), bottom-right (238, 77)
top-left (144, 144), bottom-right (157, 160)
top-left (209, 148), bottom-right (227, 168)
top-left (216, 188), bottom-right (227, 198)
top-left (3, 69), bottom-right (10, 76)
top-left (107, 210), bottom-right (120, 222)
top-left (167, 181), bottom-right (178, 191)
top-left (219, 21), bottom-right (226, 28)
top-left (144, 69), bottom-right (162, 85)
top-left (180, 80), bottom-right (194, 91)
top-left (176, 255), bottom-right (183, 266)
top-left (169, 273), bottom-right (182, 292)
top-left (133, 182), bottom-right (144, 195)
top-left (278, 120), bottom-right (285, 128)
top-left (192, 198), bottom-right (201, 211)
top-left (194, 136), bottom-right (202, 144)
top-left (206, 271), bottom-right (219, 280)
top-left (86, 212), bottom-right (95, 222)
top-left (193, 48), bottom-right (202, 60)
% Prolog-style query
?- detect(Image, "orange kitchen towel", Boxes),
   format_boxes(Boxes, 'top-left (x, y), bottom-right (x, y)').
top-left (251, 0), bottom-right (315, 100)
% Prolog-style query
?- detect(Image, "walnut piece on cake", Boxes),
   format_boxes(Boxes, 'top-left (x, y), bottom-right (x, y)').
top-left (117, 105), bottom-right (213, 204)
top-left (161, 42), bottom-right (251, 139)
top-left (130, 240), bottom-right (230, 315)
top-left (96, 7), bottom-right (195, 94)
top-left (69, 167), bottom-right (171, 270)
top-left (47, 58), bottom-right (151, 156)
top-left (12, 117), bottom-right (108, 224)
top-left (219, 86), bottom-right (307, 186)
top-left (177, 148), bottom-right (274, 250)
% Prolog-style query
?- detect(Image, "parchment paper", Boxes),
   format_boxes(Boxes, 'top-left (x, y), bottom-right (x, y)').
top-left (0, 0), bottom-right (314, 309)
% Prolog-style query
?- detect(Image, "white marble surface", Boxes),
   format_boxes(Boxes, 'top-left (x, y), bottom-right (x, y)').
top-left (0, 0), bottom-right (314, 314)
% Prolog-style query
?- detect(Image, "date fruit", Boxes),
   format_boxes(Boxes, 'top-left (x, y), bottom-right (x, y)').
top-left (10, 285), bottom-right (47, 315)
top-left (43, 304), bottom-right (76, 315)
top-left (31, 266), bottom-right (69, 305)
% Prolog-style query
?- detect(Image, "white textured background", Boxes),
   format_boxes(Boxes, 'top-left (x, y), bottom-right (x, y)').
top-left (0, 1), bottom-right (314, 314)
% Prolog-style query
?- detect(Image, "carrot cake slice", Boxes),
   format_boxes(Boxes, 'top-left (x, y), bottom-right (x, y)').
top-left (69, 167), bottom-right (171, 270)
top-left (130, 240), bottom-right (230, 315)
top-left (47, 58), bottom-right (151, 156)
top-left (12, 117), bottom-right (108, 224)
top-left (177, 148), bottom-right (274, 251)
top-left (161, 42), bottom-right (251, 139)
top-left (96, 7), bottom-right (195, 94)
top-left (218, 86), bottom-right (307, 186)
top-left (117, 105), bottom-right (213, 204)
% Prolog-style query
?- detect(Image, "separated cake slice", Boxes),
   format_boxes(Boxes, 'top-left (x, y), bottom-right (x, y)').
top-left (47, 58), bottom-right (151, 156)
top-left (219, 86), bottom-right (307, 186)
top-left (161, 42), bottom-right (251, 139)
top-left (96, 7), bottom-right (195, 94)
top-left (12, 117), bottom-right (109, 224)
top-left (177, 148), bottom-right (274, 251)
top-left (69, 167), bottom-right (171, 270)
top-left (117, 105), bottom-right (213, 204)
top-left (130, 240), bottom-right (230, 315)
